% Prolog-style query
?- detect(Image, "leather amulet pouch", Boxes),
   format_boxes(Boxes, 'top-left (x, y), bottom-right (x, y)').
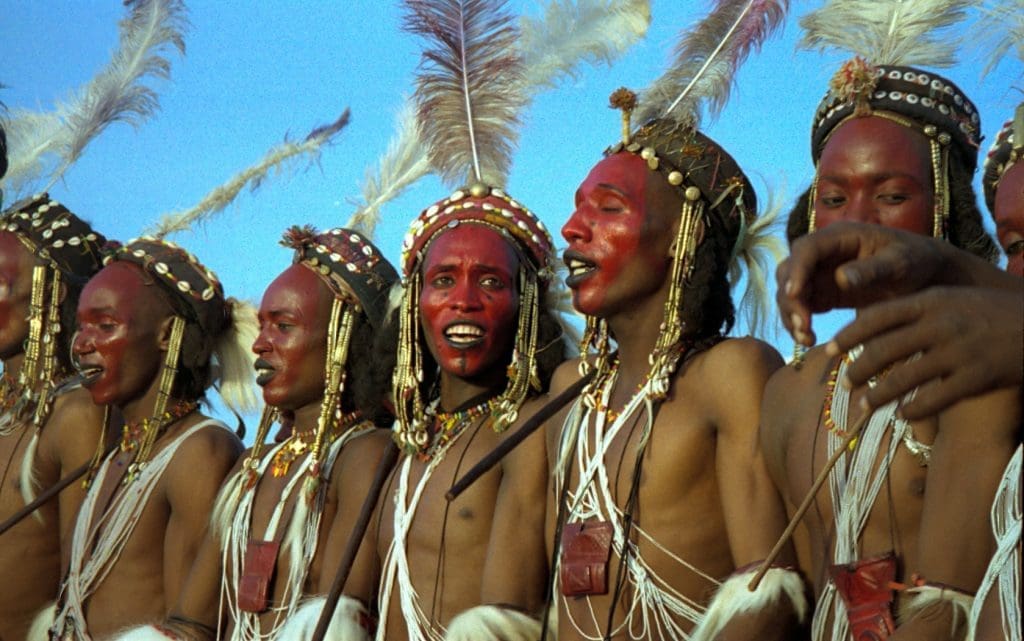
top-left (238, 540), bottom-right (281, 613)
top-left (830, 553), bottom-right (898, 641)
top-left (560, 521), bottom-right (614, 597)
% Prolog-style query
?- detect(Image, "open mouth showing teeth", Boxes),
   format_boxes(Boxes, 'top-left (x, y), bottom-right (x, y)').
top-left (567, 258), bottom-right (596, 277)
top-left (255, 364), bottom-right (276, 385)
top-left (76, 365), bottom-right (104, 385)
top-left (444, 324), bottom-right (485, 345)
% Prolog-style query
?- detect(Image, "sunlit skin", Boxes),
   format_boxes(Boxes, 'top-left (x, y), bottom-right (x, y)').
top-left (815, 116), bottom-right (934, 235)
top-left (993, 161), bottom-right (1024, 276)
top-left (0, 232), bottom-right (34, 363)
top-left (65, 259), bottom-right (243, 637)
top-left (562, 152), bottom-right (674, 319)
top-left (74, 262), bottom-right (166, 418)
top-left (419, 225), bottom-right (519, 391)
top-left (0, 231), bottom-right (105, 641)
top-left (253, 263), bottom-right (331, 413)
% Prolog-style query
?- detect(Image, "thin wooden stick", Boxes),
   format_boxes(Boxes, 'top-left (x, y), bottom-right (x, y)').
top-left (311, 441), bottom-right (399, 641)
top-left (446, 370), bottom-right (595, 501)
top-left (0, 441), bottom-right (117, 536)
top-left (748, 408), bottom-right (873, 591)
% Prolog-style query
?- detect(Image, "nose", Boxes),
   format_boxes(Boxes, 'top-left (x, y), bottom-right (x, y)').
top-left (449, 277), bottom-right (483, 312)
top-left (845, 193), bottom-right (879, 225)
top-left (72, 328), bottom-right (94, 357)
top-left (252, 328), bottom-right (270, 355)
top-left (562, 207), bottom-right (592, 245)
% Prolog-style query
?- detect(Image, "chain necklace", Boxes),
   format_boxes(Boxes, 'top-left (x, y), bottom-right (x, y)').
top-left (120, 399), bottom-right (199, 453)
top-left (417, 398), bottom-right (497, 462)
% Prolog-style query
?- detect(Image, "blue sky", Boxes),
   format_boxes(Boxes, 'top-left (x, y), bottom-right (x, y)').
top-left (3, 1), bottom-right (1021, 431)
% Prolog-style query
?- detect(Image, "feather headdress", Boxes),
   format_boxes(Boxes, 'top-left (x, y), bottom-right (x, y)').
top-left (2, 0), bottom-right (187, 200)
top-left (404, 0), bottom-right (525, 187)
top-left (146, 110), bottom-right (350, 238)
top-left (347, 0), bottom-right (651, 237)
top-left (798, 0), bottom-right (974, 68)
top-left (637, 0), bottom-right (788, 129)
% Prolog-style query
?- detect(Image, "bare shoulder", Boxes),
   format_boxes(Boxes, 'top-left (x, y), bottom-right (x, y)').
top-left (165, 416), bottom-right (244, 490)
top-left (697, 336), bottom-right (784, 385)
top-left (333, 427), bottom-right (393, 482)
top-left (41, 387), bottom-right (106, 462)
top-left (548, 357), bottom-right (586, 396)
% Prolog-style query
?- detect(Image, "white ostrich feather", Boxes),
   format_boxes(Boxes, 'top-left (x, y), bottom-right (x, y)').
top-left (798, 0), bottom-right (976, 68)
top-left (975, 0), bottom-right (1024, 76)
top-left (146, 110), bottom-right (350, 239)
top-left (2, 0), bottom-right (187, 199)
top-left (519, 0), bottom-right (651, 93)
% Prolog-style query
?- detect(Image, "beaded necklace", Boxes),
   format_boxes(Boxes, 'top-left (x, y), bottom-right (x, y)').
top-left (119, 399), bottom-right (199, 482)
top-left (270, 410), bottom-right (362, 478)
top-left (417, 398), bottom-right (497, 462)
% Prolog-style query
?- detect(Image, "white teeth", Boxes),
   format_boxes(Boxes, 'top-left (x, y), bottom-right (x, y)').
top-left (568, 259), bottom-right (594, 277)
top-left (445, 324), bottom-right (484, 343)
top-left (256, 368), bottom-right (274, 377)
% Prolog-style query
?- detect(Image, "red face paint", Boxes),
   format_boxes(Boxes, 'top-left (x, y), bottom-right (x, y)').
top-left (815, 117), bottom-right (934, 235)
top-left (252, 263), bottom-right (332, 411)
top-left (73, 262), bottom-right (165, 407)
top-left (562, 153), bottom-right (672, 317)
top-left (0, 232), bottom-right (35, 361)
top-left (419, 225), bottom-right (519, 381)
top-left (993, 162), bottom-right (1024, 277)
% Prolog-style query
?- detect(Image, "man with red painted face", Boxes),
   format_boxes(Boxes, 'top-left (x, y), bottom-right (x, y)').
top-left (116, 227), bottom-right (399, 641)
top-left (547, 96), bottom-right (805, 640)
top-left (376, 185), bottom-right (569, 641)
top-left (50, 239), bottom-right (254, 640)
top-left (761, 55), bottom-right (1020, 641)
top-left (0, 195), bottom-right (108, 641)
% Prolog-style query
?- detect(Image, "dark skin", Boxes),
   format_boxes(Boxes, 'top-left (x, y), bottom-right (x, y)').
top-left (0, 233), bottom-right (105, 641)
top-left (550, 154), bottom-right (797, 640)
top-left (170, 264), bottom-right (391, 639)
top-left (765, 115), bottom-right (1022, 639)
top-left (68, 262), bottom-right (242, 637)
top-left (376, 226), bottom-right (550, 640)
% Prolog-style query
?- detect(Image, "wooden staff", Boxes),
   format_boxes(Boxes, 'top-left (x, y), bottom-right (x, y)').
top-left (0, 441), bottom-right (117, 536)
top-left (312, 441), bottom-right (399, 641)
top-left (446, 370), bottom-right (595, 501)
top-left (748, 407), bottom-right (874, 591)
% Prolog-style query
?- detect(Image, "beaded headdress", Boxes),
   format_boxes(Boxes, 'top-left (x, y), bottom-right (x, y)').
top-left (0, 193), bottom-right (107, 429)
top-left (585, 1), bottom-right (788, 398)
top-left (243, 226), bottom-right (399, 498)
top-left (799, 0), bottom-right (984, 240)
top-left (391, 0), bottom-right (566, 455)
top-left (983, 103), bottom-right (1024, 213)
top-left (92, 237), bottom-right (258, 476)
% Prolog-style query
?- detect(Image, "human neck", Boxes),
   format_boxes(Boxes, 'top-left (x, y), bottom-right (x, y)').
top-left (605, 280), bottom-right (674, 384)
top-left (438, 369), bottom-right (505, 414)
top-left (288, 396), bottom-right (327, 440)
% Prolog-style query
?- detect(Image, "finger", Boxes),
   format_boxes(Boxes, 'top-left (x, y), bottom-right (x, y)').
top-left (895, 367), bottom-right (995, 421)
top-left (834, 244), bottom-right (909, 296)
top-left (827, 296), bottom-right (925, 357)
top-left (861, 348), bottom-right (958, 410)
top-left (841, 319), bottom-right (952, 388)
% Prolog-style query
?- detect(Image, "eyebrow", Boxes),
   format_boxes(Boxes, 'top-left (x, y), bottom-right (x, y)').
top-left (818, 171), bottom-right (927, 185)
top-left (596, 182), bottom-right (630, 197)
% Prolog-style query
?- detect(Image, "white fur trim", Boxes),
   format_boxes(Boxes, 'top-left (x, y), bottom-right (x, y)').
top-left (900, 584), bottom-right (974, 638)
top-left (444, 605), bottom-right (542, 641)
top-left (276, 595), bottom-right (371, 641)
top-left (27, 602), bottom-right (55, 641)
top-left (110, 624), bottom-right (180, 641)
top-left (688, 567), bottom-right (809, 641)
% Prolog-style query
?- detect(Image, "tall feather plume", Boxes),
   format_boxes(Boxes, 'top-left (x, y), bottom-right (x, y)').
top-left (798, 0), bottom-right (976, 68)
top-left (1, 0), bottom-right (188, 199)
top-left (348, 0), bottom-right (652, 236)
top-left (975, 0), bottom-right (1024, 76)
top-left (636, 0), bottom-right (788, 129)
top-left (405, 0), bottom-right (526, 187)
top-left (519, 0), bottom-right (651, 93)
top-left (146, 110), bottom-right (350, 239)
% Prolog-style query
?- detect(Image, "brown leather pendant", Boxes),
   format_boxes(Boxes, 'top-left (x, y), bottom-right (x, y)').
top-left (830, 553), bottom-right (898, 641)
top-left (238, 540), bottom-right (281, 613)
top-left (560, 520), bottom-right (614, 597)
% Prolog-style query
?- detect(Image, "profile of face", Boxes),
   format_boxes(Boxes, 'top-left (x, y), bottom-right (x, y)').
top-left (419, 224), bottom-right (519, 381)
top-left (0, 232), bottom-right (36, 362)
top-left (814, 116), bottom-right (934, 235)
top-left (252, 263), bottom-right (332, 411)
top-left (73, 262), bottom-right (169, 407)
top-left (562, 152), bottom-right (677, 318)
top-left (993, 162), bottom-right (1024, 277)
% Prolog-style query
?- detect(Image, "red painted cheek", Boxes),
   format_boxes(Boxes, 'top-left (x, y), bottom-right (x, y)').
top-left (1007, 254), bottom-right (1024, 278)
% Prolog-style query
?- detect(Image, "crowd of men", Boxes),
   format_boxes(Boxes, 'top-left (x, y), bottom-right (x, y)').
top-left (0, 2), bottom-right (1021, 641)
